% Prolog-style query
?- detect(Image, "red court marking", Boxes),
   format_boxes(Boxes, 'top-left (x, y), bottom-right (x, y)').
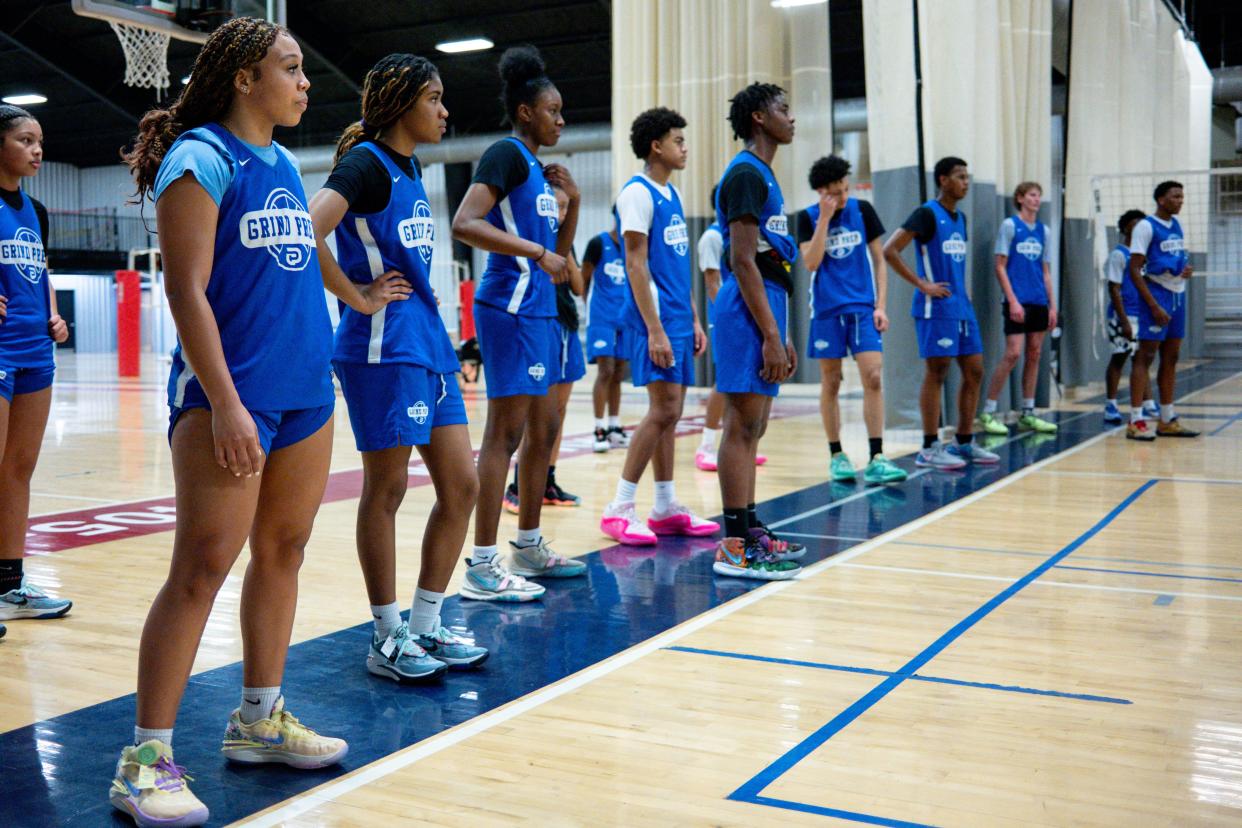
top-left (26, 405), bottom-right (817, 555)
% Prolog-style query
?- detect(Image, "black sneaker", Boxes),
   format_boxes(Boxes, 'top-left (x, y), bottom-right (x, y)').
top-left (543, 478), bottom-right (581, 507)
top-left (607, 426), bottom-right (629, 448)
top-left (502, 483), bottom-right (520, 514)
top-left (593, 427), bottom-right (610, 453)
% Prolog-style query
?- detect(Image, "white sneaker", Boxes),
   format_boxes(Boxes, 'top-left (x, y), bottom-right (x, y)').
top-left (509, 537), bottom-right (587, 578)
top-left (607, 426), bottom-right (629, 448)
top-left (600, 501), bottom-right (658, 546)
top-left (915, 441), bottom-right (967, 470)
top-left (110, 740), bottom-right (208, 827)
top-left (459, 556), bottom-right (546, 601)
top-left (221, 697), bottom-right (348, 769)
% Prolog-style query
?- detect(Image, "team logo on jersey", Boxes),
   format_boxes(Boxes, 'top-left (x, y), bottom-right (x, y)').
top-left (536, 185), bottom-right (559, 232)
top-left (827, 227), bottom-right (863, 260)
top-left (1159, 237), bottom-right (1185, 254)
top-left (528, 362), bottom-right (546, 381)
top-left (1016, 238), bottom-right (1042, 260)
top-left (1, 227), bottom-right (46, 284)
top-left (407, 401), bottom-right (429, 424)
top-left (604, 260), bottom-right (626, 285)
top-left (941, 233), bottom-right (967, 263)
top-left (239, 188), bottom-right (315, 271)
top-left (814, 339), bottom-right (829, 350)
top-left (765, 213), bottom-right (788, 236)
top-left (398, 199), bottom-right (435, 264)
top-left (663, 214), bottom-right (689, 256)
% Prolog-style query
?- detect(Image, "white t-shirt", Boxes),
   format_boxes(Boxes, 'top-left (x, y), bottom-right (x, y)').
top-left (697, 225), bottom-right (722, 273)
top-left (1129, 215), bottom-right (1184, 293)
top-left (617, 174), bottom-right (675, 237)
top-left (1105, 248), bottom-right (1127, 285)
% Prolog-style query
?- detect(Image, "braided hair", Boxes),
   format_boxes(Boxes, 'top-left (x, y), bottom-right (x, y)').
top-left (123, 16), bottom-right (285, 201)
top-left (334, 54), bottom-right (439, 165)
top-left (727, 82), bottom-right (785, 142)
top-left (0, 104), bottom-right (36, 138)
top-left (498, 45), bottom-right (555, 127)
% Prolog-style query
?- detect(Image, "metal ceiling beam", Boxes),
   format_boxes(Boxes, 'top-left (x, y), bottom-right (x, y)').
top-left (0, 28), bottom-right (137, 124)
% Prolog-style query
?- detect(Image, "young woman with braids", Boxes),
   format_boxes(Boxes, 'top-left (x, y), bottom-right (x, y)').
top-left (308, 53), bottom-right (487, 684)
top-left (0, 104), bottom-right (73, 641)
top-left (110, 17), bottom-right (350, 827)
top-left (450, 45), bottom-right (586, 601)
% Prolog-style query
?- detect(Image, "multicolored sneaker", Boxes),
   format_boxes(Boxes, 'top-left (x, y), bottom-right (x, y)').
top-left (110, 740), bottom-right (208, 828)
top-left (221, 697), bottom-right (348, 769)
top-left (1126, 420), bottom-right (1156, 441)
top-left (593, 427), bottom-right (610, 453)
top-left (829, 452), bottom-right (856, 482)
top-left (1102, 402), bottom-right (1123, 424)
top-left (601, 501), bottom-right (658, 546)
top-left (863, 454), bottom-right (908, 485)
top-left (502, 483), bottom-right (520, 515)
top-left (411, 624), bottom-right (489, 668)
top-left (946, 441), bottom-right (1000, 465)
top-left (1157, 419), bottom-right (1200, 438)
top-left (460, 556), bottom-right (546, 601)
top-left (976, 412), bottom-right (1009, 435)
top-left (915, 441), bottom-right (967, 470)
top-left (1142, 400), bottom-right (1161, 420)
top-left (1017, 412), bottom-right (1057, 433)
top-left (543, 478), bottom-right (581, 507)
top-left (0, 576), bottom-right (72, 620)
top-left (647, 501), bottom-right (720, 537)
top-left (509, 537), bottom-right (587, 577)
top-left (607, 426), bottom-right (630, 448)
top-left (367, 622), bottom-right (448, 683)
top-left (694, 448), bottom-right (718, 471)
top-left (749, 525), bottom-right (806, 561)
top-left (713, 536), bottom-right (801, 581)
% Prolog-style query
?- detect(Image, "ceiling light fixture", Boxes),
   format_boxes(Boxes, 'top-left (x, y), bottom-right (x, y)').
top-left (770, 0), bottom-right (826, 7)
top-left (2, 93), bottom-right (48, 106)
top-left (436, 37), bottom-right (494, 54)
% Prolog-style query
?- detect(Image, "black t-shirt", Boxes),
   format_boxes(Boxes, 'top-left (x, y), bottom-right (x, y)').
top-left (902, 204), bottom-right (966, 244)
top-left (795, 199), bottom-right (884, 244)
top-left (472, 139), bottom-right (531, 198)
top-left (323, 141), bottom-right (421, 214)
top-left (582, 234), bottom-right (604, 267)
top-left (1, 188), bottom-right (49, 244)
top-left (718, 165), bottom-right (792, 293)
top-left (556, 251), bottom-right (580, 331)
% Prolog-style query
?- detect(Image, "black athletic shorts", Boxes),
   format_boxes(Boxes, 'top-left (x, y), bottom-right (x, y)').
top-left (1001, 303), bottom-right (1050, 335)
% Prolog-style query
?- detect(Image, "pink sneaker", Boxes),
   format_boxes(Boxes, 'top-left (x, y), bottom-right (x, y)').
top-left (694, 448), bottom-right (718, 471)
top-left (647, 502), bottom-right (720, 537)
top-left (755, 454), bottom-right (768, 466)
top-left (600, 502), bottom-right (658, 546)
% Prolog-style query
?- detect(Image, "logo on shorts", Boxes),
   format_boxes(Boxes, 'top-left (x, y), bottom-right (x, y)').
top-left (1149, 324), bottom-right (1162, 333)
top-left (941, 233), bottom-right (967, 263)
top-left (528, 363), bottom-right (546, 381)
top-left (594, 339), bottom-right (607, 349)
top-left (397, 199), bottom-right (435, 264)
top-left (937, 337), bottom-right (954, 348)
top-left (407, 401), bottom-right (429, 424)
top-left (1016, 238), bottom-right (1042, 260)
top-left (814, 339), bottom-right (829, 350)
top-left (0, 369), bottom-right (6, 380)
top-left (239, 188), bottom-right (315, 271)
top-left (663, 214), bottom-right (689, 256)
top-left (603, 260), bottom-right (625, 285)
top-left (536, 184), bottom-right (559, 232)
top-left (0, 228), bottom-right (46, 284)
top-left (827, 227), bottom-right (862, 260)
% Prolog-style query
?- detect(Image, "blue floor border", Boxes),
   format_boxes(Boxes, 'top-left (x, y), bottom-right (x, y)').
top-left (3, 359), bottom-right (1239, 827)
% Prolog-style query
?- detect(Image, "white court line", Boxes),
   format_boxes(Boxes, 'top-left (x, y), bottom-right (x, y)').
top-left (1177, 370), bottom-right (1242, 401)
top-left (31, 491), bottom-right (123, 504)
top-left (1043, 470), bottom-right (1242, 485)
top-left (779, 532), bottom-right (871, 542)
top-left (840, 562), bottom-right (1242, 603)
top-left (767, 469), bottom-right (932, 529)
top-left (239, 417), bottom-right (1121, 826)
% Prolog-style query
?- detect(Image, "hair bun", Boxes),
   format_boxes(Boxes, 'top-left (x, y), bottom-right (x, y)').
top-left (498, 45), bottom-right (546, 87)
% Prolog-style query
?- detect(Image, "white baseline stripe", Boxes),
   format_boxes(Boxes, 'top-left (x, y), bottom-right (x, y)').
top-left (1176, 370), bottom-right (1242, 401)
top-left (240, 421), bottom-right (1117, 827)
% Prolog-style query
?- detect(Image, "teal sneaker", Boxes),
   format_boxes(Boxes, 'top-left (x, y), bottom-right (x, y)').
top-left (460, 557), bottom-right (546, 602)
top-left (411, 624), bottom-right (489, 668)
top-left (976, 412), bottom-right (1009, 435)
top-left (0, 576), bottom-right (72, 620)
top-left (508, 538), bottom-right (587, 578)
top-left (366, 623), bottom-right (448, 684)
top-left (1017, 412), bottom-right (1057, 433)
top-left (863, 455), bottom-right (908, 485)
top-left (829, 452), bottom-right (856, 482)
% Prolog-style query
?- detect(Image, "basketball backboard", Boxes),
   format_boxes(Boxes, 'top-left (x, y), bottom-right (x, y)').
top-left (71, 0), bottom-right (233, 44)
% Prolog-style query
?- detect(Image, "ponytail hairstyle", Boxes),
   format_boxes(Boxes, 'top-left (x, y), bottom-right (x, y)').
top-left (497, 45), bottom-right (555, 127)
top-left (0, 104), bottom-right (35, 139)
top-left (123, 16), bottom-right (286, 202)
top-left (334, 53), bottom-right (439, 165)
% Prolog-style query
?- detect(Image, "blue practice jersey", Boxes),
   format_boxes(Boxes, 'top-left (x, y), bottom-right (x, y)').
top-left (587, 231), bottom-right (627, 328)
top-left (806, 198), bottom-right (875, 317)
top-left (0, 189), bottom-right (52, 368)
top-left (912, 199), bottom-right (973, 320)
top-left (619, 176), bottom-right (693, 338)
top-left (1001, 217), bottom-right (1048, 305)
top-left (1142, 215), bottom-right (1188, 276)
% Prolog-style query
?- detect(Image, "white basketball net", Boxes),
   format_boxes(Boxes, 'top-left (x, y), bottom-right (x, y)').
top-left (109, 22), bottom-right (171, 98)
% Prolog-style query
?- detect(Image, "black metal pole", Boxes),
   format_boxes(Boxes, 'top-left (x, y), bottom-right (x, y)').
top-left (912, 0), bottom-right (928, 202)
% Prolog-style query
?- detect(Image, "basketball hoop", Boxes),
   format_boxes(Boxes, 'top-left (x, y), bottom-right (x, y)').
top-left (109, 21), bottom-right (172, 98)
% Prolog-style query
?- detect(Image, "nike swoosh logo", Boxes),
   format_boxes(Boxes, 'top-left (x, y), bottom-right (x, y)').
top-left (238, 158), bottom-right (250, 166)
top-left (418, 597), bottom-right (437, 604)
top-left (392, 176), bottom-right (399, 183)
top-left (245, 698), bottom-right (261, 705)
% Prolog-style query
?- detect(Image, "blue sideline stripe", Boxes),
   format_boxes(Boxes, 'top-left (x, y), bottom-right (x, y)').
top-left (736, 795), bottom-right (939, 828)
top-left (728, 479), bottom-right (1158, 804)
top-left (665, 646), bottom-right (1131, 705)
top-left (1053, 564), bottom-right (1242, 584)
top-left (896, 539), bottom-right (1242, 574)
top-left (1209, 413), bottom-right (1242, 436)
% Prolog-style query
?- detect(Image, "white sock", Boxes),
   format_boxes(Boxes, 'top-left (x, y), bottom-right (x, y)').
top-left (134, 726), bottom-right (173, 747)
top-left (1107, 398), bottom-right (1117, 408)
top-left (984, 399), bottom-right (998, 414)
top-left (614, 478), bottom-right (638, 505)
top-left (1022, 397), bottom-right (1035, 413)
top-left (1163, 404), bottom-right (1176, 421)
top-left (608, 416), bottom-right (620, 428)
top-left (595, 417), bottom-right (607, 431)
top-left (1144, 398), bottom-right (1156, 409)
top-left (239, 686), bottom-right (281, 725)
top-left (370, 601), bottom-right (402, 639)
top-left (1131, 407), bottom-right (1144, 424)
top-left (409, 588), bottom-right (443, 635)
top-left (653, 480), bottom-right (676, 513)
top-left (472, 544), bottom-right (497, 564)
top-left (700, 427), bottom-right (719, 451)
top-left (515, 526), bottom-right (541, 547)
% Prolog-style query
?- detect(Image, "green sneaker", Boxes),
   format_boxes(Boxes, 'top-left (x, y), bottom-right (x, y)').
top-left (1017, 412), bottom-right (1057, 433)
top-left (977, 412), bottom-right (1009, 435)
top-left (829, 452), bottom-right (856, 482)
top-left (863, 454), bottom-right (908, 485)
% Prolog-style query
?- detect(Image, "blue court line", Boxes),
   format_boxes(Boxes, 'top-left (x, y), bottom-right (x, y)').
top-left (893, 539), bottom-right (1242, 574)
top-left (1154, 595), bottom-right (1175, 606)
top-left (743, 795), bottom-right (937, 828)
top-left (727, 478), bottom-right (1158, 815)
top-left (1053, 564), bottom-right (1242, 584)
top-left (1208, 412), bottom-right (1242, 436)
top-left (665, 646), bottom-right (1131, 705)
